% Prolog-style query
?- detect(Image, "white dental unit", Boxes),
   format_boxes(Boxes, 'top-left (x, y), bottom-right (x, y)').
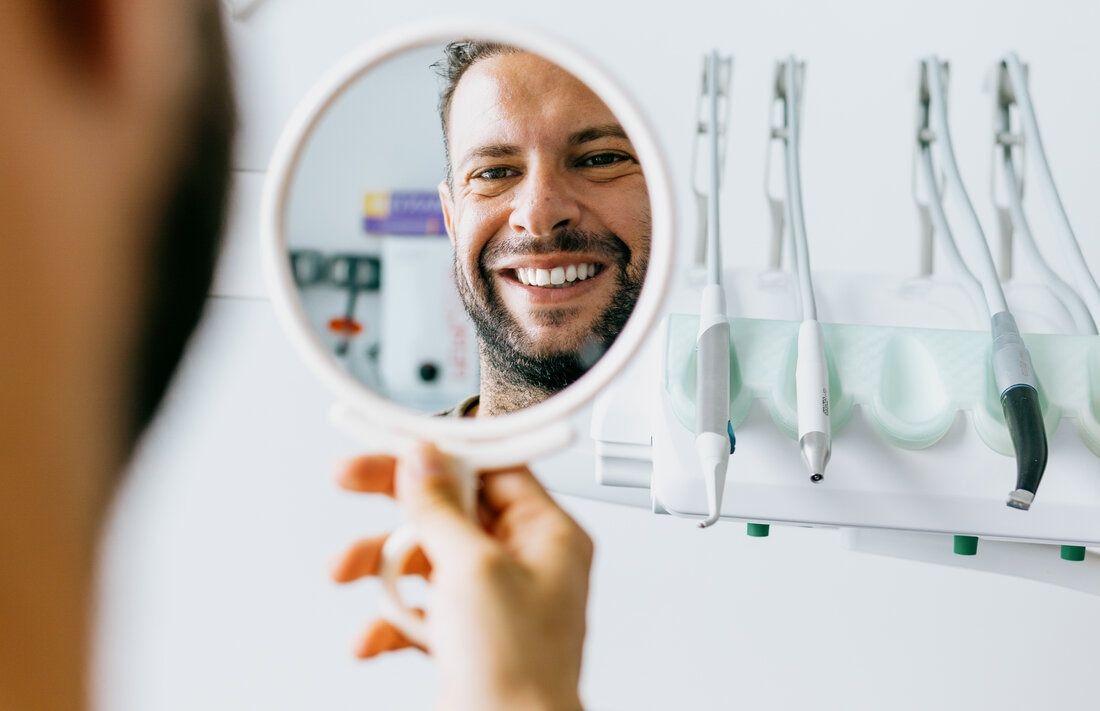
top-left (593, 52), bottom-right (1100, 577)
top-left (99, 2), bottom-right (1100, 710)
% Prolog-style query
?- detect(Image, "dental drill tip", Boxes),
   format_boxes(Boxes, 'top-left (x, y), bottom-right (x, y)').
top-left (694, 437), bottom-right (729, 532)
top-left (799, 431), bottom-right (831, 483)
top-left (1006, 488), bottom-right (1035, 511)
top-left (698, 512), bottom-right (721, 529)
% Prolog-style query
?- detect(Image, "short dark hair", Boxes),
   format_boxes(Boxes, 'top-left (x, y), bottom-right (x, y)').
top-left (432, 40), bottom-right (520, 183)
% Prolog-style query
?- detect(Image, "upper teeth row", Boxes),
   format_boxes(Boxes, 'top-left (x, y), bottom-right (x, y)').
top-left (517, 263), bottom-right (598, 286)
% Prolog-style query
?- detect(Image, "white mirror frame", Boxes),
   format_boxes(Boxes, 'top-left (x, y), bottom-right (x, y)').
top-left (261, 17), bottom-right (674, 444)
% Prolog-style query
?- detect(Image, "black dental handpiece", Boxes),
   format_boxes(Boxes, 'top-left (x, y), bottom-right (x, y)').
top-left (991, 312), bottom-right (1049, 510)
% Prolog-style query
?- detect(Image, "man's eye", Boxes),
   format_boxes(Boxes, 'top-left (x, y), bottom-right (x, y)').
top-left (578, 152), bottom-right (631, 168)
top-left (473, 167), bottom-right (519, 180)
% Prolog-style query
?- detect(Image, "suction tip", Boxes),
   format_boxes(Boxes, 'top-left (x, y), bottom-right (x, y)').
top-left (1006, 489), bottom-right (1034, 511)
top-left (810, 473), bottom-right (823, 483)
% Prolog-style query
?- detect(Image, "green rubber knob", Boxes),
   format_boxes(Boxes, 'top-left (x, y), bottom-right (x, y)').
top-left (953, 535), bottom-right (978, 555)
top-left (746, 523), bottom-right (770, 537)
top-left (1061, 545), bottom-right (1086, 562)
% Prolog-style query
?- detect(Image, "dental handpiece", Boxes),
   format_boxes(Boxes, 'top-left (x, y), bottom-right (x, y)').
top-left (695, 50), bottom-right (733, 529)
top-left (796, 320), bottom-right (830, 481)
top-left (696, 284), bottom-right (732, 528)
top-left (921, 56), bottom-right (1049, 509)
top-left (780, 57), bottom-right (831, 482)
top-left (992, 312), bottom-right (1048, 510)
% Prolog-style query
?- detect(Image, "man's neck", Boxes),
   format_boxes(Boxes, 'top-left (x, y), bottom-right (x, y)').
top-left (477, 358), bottom-right (553, 417)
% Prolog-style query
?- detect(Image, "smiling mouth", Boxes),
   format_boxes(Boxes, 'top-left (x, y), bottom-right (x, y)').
top-left (507, 262), bottom-right (606, 288)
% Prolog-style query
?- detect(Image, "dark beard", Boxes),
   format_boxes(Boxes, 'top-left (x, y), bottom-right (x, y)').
top-left (455, 228), bottom-right (647, 396)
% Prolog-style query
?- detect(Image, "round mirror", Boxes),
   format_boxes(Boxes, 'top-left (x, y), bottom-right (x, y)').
top-left (262, 20), bottom-right (673, 442)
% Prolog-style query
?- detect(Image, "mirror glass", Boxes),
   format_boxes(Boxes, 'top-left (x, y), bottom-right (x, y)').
top-left (285, 39), bottom-right (653, 417)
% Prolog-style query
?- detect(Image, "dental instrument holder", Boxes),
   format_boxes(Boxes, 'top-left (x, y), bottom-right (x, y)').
top-left (990, 62), bottom-right (1026, 281)
top-left (915, 58), bottom-right (1048, 509)
top-left (990, 63), bottom-right (1095, 335)
top-left (990, 55), bottom-right (1100, 334)
top-left (764, 62), bottom-right (804, 275)
top-left (654, 310), bottom-right (1099, 534)
top-left (911, 62), bottom-right (984, 317)
top-left (662, 316), bottom-right (1099, 457)
top-left (586, 268), bottom-right (1100, 552)
top-left (690, 54), bottom-right (733, 275)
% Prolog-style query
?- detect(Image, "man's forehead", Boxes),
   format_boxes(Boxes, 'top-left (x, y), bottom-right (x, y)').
top-left (447, 52), bottom-right (621, 156)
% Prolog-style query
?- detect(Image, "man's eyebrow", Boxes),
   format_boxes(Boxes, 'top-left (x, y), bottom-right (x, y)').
top-left (569, 123), bottom-right (629, 145)
top-left (460, 143), bottom-right (520, 166)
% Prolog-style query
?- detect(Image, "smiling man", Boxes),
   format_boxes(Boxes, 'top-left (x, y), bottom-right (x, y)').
top-left (435, 41), bottom-right (651, 416)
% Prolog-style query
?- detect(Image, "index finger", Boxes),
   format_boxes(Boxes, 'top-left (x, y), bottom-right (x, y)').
top-left (478, 465), bottom-right (559, 515)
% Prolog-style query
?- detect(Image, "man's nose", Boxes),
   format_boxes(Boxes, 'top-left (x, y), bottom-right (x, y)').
top-left (508, 165), bottom-right (581, 238)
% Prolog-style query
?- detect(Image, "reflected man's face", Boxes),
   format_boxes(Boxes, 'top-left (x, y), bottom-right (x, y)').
top-left (439, 51), bottom-right (651, 393)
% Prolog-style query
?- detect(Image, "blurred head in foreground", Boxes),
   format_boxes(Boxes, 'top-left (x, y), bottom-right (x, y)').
top-left (0, 1), bottom-right (234, 708)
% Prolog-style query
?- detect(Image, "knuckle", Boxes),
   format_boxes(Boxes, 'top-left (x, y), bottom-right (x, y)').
top-left (573, 526), bottom-right (595, 564)
top-left (546, 515), bottom-right (594, 561)
top-left (469, 546), bottom-right (511, 579)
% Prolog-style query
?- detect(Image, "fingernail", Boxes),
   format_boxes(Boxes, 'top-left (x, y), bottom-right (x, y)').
top-left (333, 458), bottom-right (353, 485)
top-left (328, 556), bottom-right (348, 582)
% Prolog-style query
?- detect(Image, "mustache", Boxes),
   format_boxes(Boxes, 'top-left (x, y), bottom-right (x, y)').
top-left (480, 228), bottom-right (630, 269)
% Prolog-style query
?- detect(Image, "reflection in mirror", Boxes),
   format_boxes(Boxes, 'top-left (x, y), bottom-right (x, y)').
top-left (286, 40), bottom-right (651, 417)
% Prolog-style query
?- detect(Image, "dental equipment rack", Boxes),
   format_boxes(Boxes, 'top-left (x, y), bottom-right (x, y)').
top-left (590, 53), bottom-right (1100, 593)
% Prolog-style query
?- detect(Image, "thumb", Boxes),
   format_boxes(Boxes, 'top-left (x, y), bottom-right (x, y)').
top-left (395, 442), bottom-right (488, 564)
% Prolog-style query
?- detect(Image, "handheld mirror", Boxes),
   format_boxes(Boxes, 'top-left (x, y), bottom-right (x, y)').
top-left (261, 19), bottom-right (674, 647)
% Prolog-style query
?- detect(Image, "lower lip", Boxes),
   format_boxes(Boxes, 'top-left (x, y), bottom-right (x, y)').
top-left (498, 268), bottom-right (608, 304)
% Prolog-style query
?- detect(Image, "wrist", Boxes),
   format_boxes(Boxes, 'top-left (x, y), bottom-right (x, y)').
top-left (440, 685), bottom-right (582, 711)
top-left (505, 689), bottom-right (583, 711)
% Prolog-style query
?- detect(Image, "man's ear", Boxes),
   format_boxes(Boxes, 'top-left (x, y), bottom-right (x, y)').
top-left (438, 179), bottom-right (457, 246)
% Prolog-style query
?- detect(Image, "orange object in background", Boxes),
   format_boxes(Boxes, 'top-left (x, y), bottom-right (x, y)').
top-left (328, 317), bottom-right (363, 335)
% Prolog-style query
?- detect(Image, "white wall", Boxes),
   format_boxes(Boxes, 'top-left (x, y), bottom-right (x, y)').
top-left (282, 43), bottom-right (481, 411)
top-left (286, 43), bottom-right (446, 250)
top-left (98, 1), bottom-right (1100, 709)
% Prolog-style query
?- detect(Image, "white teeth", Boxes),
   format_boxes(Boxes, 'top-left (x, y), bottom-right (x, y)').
top-left (512, 262), bottom-right (600, 287)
